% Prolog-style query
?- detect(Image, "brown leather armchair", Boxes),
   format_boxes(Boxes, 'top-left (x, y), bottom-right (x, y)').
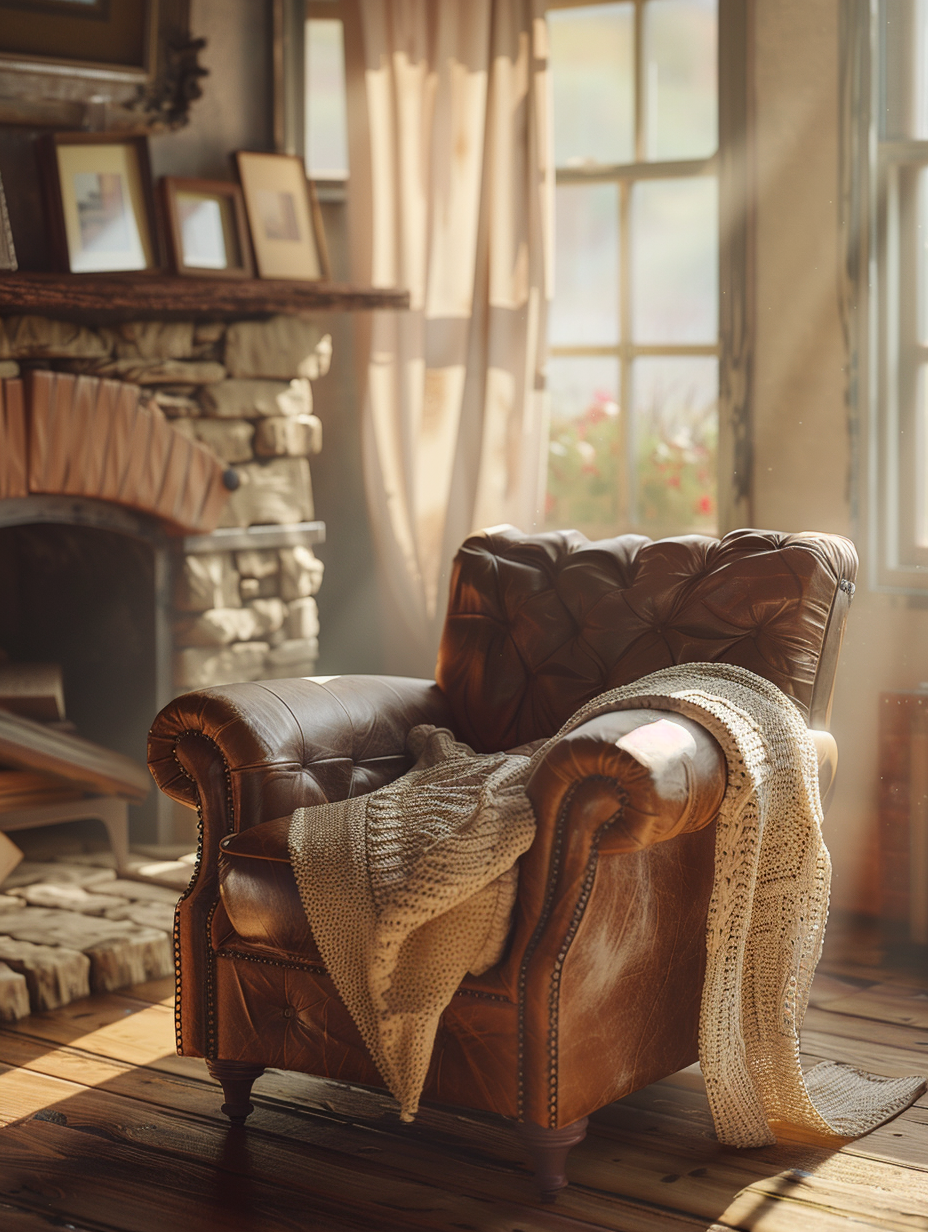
top-left (148, 526), bottom-right (858, 1200)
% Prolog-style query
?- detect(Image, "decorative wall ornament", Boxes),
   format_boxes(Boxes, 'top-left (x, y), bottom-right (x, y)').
top-left (140, 35), bottom-right (209, 130)
top-left (0, 0), bottom-right (206, 133)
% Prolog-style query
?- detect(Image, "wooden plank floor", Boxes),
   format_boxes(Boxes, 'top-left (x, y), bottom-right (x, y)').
top-left (0, 922), bottom-right (924, 1231)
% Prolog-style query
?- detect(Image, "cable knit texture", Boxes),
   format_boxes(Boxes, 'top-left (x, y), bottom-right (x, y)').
top-left (288, 663), bottom-right (925, 1138)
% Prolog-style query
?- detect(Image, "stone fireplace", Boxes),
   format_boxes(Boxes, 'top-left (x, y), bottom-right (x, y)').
top-left (0, 309), bottom-right (331, 845)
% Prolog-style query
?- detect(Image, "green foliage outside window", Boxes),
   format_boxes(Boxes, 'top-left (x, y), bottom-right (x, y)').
top-left (545, 388), bottom-right (717, 542)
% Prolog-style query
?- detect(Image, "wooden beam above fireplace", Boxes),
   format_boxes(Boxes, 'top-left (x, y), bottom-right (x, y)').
top-left (0, 274), bottom-right (410, 324)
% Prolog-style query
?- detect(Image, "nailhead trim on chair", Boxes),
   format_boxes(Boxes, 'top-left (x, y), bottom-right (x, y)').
top-left (546, 790), bottom-right (624, 1127)
top-left (170, 730), bottom-right (235, 1058)
top-left (450, 986), bottom-right (511, 1003)
top-left (173, 796), bottom-right (202, 1055)
top-left (216, 946), bottom-right (328, 976)
top-left (174, 731), bottom-right (628, 1088)
top-left (215, 946), bottom-right (513, 1002)
top-left (516, 775), bottom-right (628, 1125)
top-left (517, 786), bottom-right (571, 1121)
top-left (204, 897), bottom-right (222, 1060)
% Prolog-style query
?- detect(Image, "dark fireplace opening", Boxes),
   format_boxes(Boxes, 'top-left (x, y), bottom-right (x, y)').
top-left (0, 522), bottom-right (158, 841)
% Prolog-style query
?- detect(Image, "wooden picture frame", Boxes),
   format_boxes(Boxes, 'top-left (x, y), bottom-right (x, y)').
top-left (159, 177), bottom-right (254, 279)
top-left (234, 150), bottom-right (329, 282)
top-left (0, 169), bottom-right (16, 272)
top-left (0, 0), bottom-right (206, 134)
top-left (38, 132), bottom-right (160, 274)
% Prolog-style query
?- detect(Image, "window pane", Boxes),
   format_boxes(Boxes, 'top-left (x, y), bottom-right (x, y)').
top-left (305, 19), bottom-right (349, 179)
top-left (631, 176), bottom-right (718, 343)
top-left (550, 183), bottom-right (620, 346)
top-left (881, 0), bottom-right (928, 138)
top-left (548, 3), bottom-right (634, 167)
top-left (643, 0), bottom-right (718, 160)
top-left (545, 356), bottom-right (622, 539)
top-left (633, 357), bottom-right (718, 538)
top-left (918, 167), bottom-right (928, 342)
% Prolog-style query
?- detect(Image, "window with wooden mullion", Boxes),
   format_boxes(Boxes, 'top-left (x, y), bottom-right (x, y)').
top-left (873, 0), bottom-right (928, 583)
top-left (545, 0), bottom-right (720, 542)
top-left (305, 0), bottom-right (349, 189)
top-left (876, 147), bottom-right (928, 571)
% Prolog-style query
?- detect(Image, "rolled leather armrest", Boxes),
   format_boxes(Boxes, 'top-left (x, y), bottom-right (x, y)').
top-left (526, 708), bottom-right (727, 857)
top-left (148, 674), bottom-right (454, 830)
top-left (497, 708), bottom-right (726, 991)
top-left (521, 717), bottom-right (837, 861)
top-left (153, 673), bottom-right (452, 1061)
top-left (509, 711), bottom-right (834, 960)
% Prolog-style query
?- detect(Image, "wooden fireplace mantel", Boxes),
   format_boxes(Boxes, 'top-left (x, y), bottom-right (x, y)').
top-left (0, 273), bottom-right (410, 324)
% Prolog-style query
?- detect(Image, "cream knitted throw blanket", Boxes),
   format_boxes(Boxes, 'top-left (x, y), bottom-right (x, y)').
top-left (289, 663), bottom-right (925, 1145)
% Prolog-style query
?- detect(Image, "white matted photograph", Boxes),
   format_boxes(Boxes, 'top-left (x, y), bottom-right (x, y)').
top-left (39, 132), bottom-right (158, 273)
top-left (235, 150), bottom-right (329, 281)
top-left (159, 176), bottom-right (253, 278)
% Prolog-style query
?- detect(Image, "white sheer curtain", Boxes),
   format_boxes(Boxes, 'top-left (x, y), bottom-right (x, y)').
top-left (345, 0), bottom-right (553, 675)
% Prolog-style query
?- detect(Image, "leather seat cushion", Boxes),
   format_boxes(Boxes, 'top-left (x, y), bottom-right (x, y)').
top-left (219, 737), bottom-right (548, 966)
top-left (218, 809), bottom-right (523, 1008)
top-left (218, 816), bottom-right (323, 961)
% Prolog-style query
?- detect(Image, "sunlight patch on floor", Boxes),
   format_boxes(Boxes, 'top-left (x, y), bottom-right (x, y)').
top-left (59, 1005), bottom-right (176, 1065)
top-left (0, 1065), bottom-right (86, 1123)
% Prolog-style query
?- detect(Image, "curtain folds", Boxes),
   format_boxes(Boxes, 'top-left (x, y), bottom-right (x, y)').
top-left (345, 0), bottom-right (552, 675)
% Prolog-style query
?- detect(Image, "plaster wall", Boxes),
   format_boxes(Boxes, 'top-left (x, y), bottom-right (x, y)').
top-left (753, 0), bottom-right (849, 539)
top-left (149, 0), bottom-right (273, 180)
top-left (752, 0), bottom-right (927, 915)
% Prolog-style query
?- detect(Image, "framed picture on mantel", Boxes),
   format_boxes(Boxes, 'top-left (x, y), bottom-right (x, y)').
top-left (160, 177), bottom-right (254, 278)
top-left (235, 150), bottom-right (329, 282)
top-left (38, 131), bottom-right (159, 274)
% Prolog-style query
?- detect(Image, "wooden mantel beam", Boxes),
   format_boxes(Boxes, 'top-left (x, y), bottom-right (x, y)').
top-left (0, 273), bottom-right (410, 324)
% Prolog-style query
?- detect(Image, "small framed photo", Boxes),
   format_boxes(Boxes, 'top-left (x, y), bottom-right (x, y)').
top-left (235, 151), bottom-right (329, 282)
top-left (38, 132), bottom-right (158, 274)
top-left (159, 177), bottom-right (254, 279)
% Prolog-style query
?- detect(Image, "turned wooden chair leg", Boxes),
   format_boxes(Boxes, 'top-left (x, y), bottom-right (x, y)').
top-left (516, 1116), bottom-right (589, 1202)
top-left (206, 1059), bottom-right (265, 1124)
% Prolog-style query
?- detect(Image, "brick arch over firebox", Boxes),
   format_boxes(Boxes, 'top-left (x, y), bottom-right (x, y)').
top-left (0, 371), bottom-right (230, 535)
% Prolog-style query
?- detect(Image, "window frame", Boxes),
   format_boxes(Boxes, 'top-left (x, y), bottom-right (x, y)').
top-left (862, 0), bottom-right (928, 590)
top-left (547, 0), bottom-right (753, 536)
top-left (274, 0), bottom-right (350, 203)
top-left (304, 0), bottom-right (350, 199)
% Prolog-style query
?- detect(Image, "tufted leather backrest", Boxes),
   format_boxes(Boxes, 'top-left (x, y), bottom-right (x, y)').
top-left (435, 526), bottom-right (859, 753)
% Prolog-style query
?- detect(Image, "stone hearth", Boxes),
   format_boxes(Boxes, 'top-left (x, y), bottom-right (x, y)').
top-left (0, 819), bottom-right (193, 1022)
